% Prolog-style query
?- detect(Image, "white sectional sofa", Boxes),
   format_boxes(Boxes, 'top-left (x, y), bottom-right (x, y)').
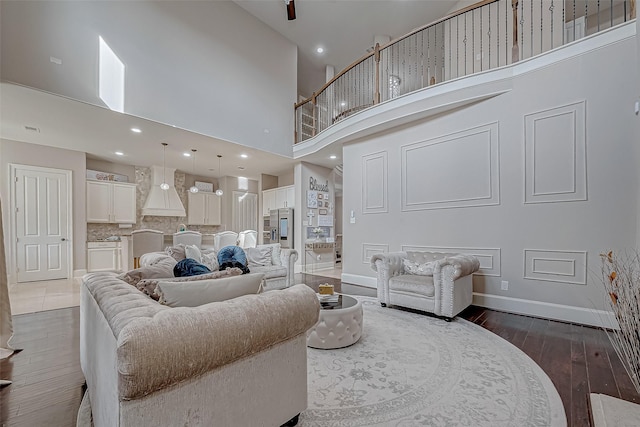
top-left (80, 272), bottom-right (320, 427)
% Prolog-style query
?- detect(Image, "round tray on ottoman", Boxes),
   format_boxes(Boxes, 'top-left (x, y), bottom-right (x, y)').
top-left (307, 294), bottom-right (363, 349)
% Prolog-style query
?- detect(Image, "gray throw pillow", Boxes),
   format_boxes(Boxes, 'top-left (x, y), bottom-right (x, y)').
top-left (156, 273), bottom-right (265, 307)
top-left (117, 259), bottom-right (175, 287)
top-left (165, 244), bottom-right (187, 261)
top-left (136, 267), bottom-right (243, 300)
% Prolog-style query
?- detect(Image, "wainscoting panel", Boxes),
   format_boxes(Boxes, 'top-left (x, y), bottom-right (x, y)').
top-left (362, 152), bottom-right (388, 214)
top-left (523, 249), bottom-right (587, 284)
top-left (401, 123), bottom-right (500, 211)
top-left (402, 245), bottom-right (501, 276)
top-left (524, 101), bottom-right (587, 204)
top-left (362, 244), bottom-right (389, 264)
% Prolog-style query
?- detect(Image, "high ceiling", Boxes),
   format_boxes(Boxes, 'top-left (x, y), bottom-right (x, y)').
top-left (1, 1), bottom-right (465, 181)
top-left (234, 0), bottom-right (461, 98)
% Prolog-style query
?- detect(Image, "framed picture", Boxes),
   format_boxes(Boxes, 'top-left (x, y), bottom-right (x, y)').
top-left (307, 190), bottom-right (318, 208)
top-left (318, 194), bottom-right (323, 200)
top-left (319, 208), bottom-right (328, 215)
top-left (324, 201), bottom-right (329, 207)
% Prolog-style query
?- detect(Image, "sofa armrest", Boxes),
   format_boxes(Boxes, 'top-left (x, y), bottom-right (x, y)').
top-left (370, 252), bottom-right (407, 276)
top-left (437, 254), bottom-right (480, 281)
top-left (116, 283), bottom-right (319, 400)
top-left (280, 249), bottom-right (298, 287)
top-left (371, 252), bottom-right (407, 305)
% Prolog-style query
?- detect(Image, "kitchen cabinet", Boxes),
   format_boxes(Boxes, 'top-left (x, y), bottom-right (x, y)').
top-left (263, 185), bottom-right (294, 216)
top-left (87, 241), bottom-right (122, 272)
top-left (187, 192), bottom-right (221, 225)
top-left (86, 180), bottom-right (136, 223)
top-left (276, 185), bottom-right (295, 209)
top-left (263, 189), bottom-right (276, 216)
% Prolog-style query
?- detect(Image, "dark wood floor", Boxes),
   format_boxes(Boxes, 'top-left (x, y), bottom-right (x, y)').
top-left (1, 273), bottom-right (638, 426)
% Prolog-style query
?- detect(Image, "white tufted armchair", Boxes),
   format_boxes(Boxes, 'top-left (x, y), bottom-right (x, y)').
top-left (371, 251), bottom-right (480, 320)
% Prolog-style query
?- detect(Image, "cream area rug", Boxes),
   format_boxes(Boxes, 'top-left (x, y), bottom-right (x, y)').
top-left (299, 297), bottom-right (567, 427)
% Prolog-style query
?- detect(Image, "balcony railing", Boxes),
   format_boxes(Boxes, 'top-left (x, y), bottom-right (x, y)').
top-left (295, 0), bottom-right (636, 143)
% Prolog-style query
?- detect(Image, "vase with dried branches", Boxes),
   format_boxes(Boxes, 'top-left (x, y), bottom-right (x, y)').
top-left (599, 250), bottom-right (640, 394)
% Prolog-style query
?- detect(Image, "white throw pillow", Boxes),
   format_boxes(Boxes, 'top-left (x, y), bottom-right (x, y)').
top-left (256, 243), bottom-right (282, 266)
top-left (201, 251), bottom-right (219, 271)
top-left (156, 273), bottom-right (265, 307)
top-left (403, 259), bottom-right (437, 276)
top-left (185, 244), bottom-right (202, 263)
top-left (245, 246), bottom-right (273, 267)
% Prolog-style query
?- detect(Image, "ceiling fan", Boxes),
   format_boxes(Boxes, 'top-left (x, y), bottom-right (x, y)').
top-left (285, 0), bottom-right (296, 20)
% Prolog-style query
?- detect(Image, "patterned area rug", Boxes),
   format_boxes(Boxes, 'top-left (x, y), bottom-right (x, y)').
top-left (299, 297), bottom-right (567, 427)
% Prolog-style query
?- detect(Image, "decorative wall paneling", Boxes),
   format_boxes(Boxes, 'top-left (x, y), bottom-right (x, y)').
top-left (524, 101), bottom-right (587, 204)
top-left (401, 122), bottom-right (500, 211)
top-left (362, 244), bottom-right (389, 264)
top-left (362, 152), bottom-right (388, 214)
top-left (523, 249), bottom-right (587, 285)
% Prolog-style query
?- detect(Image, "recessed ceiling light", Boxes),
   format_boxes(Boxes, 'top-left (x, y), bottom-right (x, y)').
top-left (263, 128), bottom-right (270, 134)
top-left (131, 127), bottom-right (141, 133)
top-left (183, 152), bottom-right (191, 157)
top-left (316, 47), bottom-right (324, 54)
top-left (115, 151), bottom-right (124, 156)
top-left (240, 154), bottom-right (248, 158)
top-left (330, 155), bottom-right (337, 159)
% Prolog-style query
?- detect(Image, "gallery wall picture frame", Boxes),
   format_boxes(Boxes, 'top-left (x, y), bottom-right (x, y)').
top-left (318, 193), bottom-right (323, 200)
top-left (319, 208), bottom-right (328, 215)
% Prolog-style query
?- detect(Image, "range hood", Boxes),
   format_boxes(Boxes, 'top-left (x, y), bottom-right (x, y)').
top-left (141, 166), bottom-right (186, 217)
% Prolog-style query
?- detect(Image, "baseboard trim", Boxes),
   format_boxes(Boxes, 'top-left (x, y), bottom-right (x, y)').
top-left (473, 293), bottom-right (617, 329)
top-left (341, 273), bottom-right (377, 289)
top-left (338, 274), bottom-right (617, 327)
top-left (74, 269), bottom-right (87, 278)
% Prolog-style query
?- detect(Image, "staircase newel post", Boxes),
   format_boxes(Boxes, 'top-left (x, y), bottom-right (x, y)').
top-left (374, 43), bottom-right (381, 104)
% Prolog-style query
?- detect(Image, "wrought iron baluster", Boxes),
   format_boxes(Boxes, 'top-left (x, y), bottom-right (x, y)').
top-left (464, 12), bottom-right (467, 75)
top-left (472, 8), bottom-right (475, 74)
top-left (550, 0), bottom-right (554, 49)
top-left (540, 0), bottom-right (543, 53)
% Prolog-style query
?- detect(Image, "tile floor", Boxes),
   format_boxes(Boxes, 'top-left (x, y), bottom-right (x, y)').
top-left (8, 278), bottom-right (81, 315)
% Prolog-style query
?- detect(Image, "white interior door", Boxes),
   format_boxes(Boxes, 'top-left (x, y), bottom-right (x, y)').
top-left (232, 191), bottom-right (257, 232)
top-left (14, 165), bottom-right (71, 282)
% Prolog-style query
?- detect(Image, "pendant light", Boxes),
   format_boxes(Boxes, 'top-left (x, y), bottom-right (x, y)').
top-left (160, 143), bottom-right (170, 190)
top-left (215, 155), bottom-right (224, 196)
top-left (189, 149), bottom-right (199, 193)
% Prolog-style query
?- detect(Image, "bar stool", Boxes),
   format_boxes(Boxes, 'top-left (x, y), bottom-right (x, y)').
top-left (131, 229), bottom-right (164, 268)
top-left (173, 230), bottom-right (202, 247)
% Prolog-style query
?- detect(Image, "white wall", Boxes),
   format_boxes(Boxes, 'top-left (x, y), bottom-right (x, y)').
top-left (0, 1), bottom-right (298, 156)
top-left (342, 32), bottom-right (638, 325)
top-left (0, 139), bottom-right (87, 276)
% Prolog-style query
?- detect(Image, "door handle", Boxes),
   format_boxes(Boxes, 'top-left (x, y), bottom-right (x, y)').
top-left (61, 238), bottom-right (67, 241)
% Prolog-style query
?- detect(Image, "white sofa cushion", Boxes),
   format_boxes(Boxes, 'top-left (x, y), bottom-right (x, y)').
top-left (249, 265), bottom-right (288, 280)
top-left (389, 274), bottom-right (435, 297)
top-left (185, 244), bottom-right (202, 262)
top-left (156, 273), bottom-right (265, 307)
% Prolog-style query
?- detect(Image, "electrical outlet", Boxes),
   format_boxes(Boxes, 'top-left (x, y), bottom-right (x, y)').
top-left (501, 280), bottom-right (509, 290)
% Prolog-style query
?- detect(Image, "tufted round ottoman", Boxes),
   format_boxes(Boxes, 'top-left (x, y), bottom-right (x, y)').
top-left (307, 294), bottom-right (363, 349)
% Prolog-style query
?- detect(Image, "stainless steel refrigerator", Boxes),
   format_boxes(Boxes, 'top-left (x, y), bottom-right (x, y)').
top-left (268, 208), bottom-right (294, 249)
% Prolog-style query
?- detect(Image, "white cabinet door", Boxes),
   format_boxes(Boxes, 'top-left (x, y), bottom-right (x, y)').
top-left (112, 183), bottom-right (136, 223)
top-left (187, 192), bottom-right (207, 225)
top-left (275, 185), bottom-right (295, 208)
top-left (87, 242), bottom-right (121, 272)
top-left (87, 180), bottom-right (136, 223)
top-left (205, 193), bottom-right (221, 225)
top-left (188, 192), bottom-right (221, 225)
top-left (263, 189), bottom-right (276, 216)
top-left (87, 181), bottom-right (112, 222)
top-left (285, 186), bottom-right (295, 208)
